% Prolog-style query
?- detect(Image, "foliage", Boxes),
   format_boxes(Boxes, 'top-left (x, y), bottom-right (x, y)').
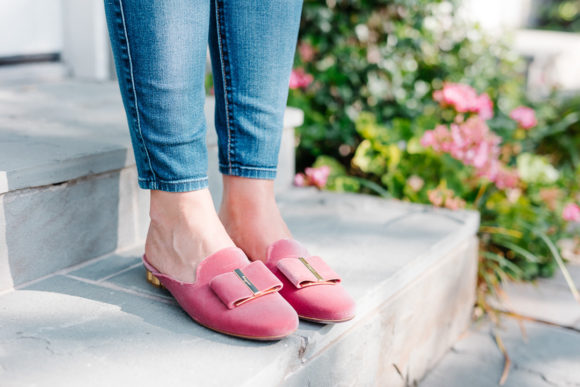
top-left (289, 0), bottom-right (527, 170)
top-left (289, 0), bottom-right (580, 304)
top-left (535, 0), bottom-right (580, 32)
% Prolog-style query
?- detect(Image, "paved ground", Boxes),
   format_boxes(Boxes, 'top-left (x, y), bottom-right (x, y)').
top-left (421, 264), bottom-right (580, 387)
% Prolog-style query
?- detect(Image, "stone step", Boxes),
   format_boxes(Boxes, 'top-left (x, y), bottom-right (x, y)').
top-left (0, 189), bottom-right (479, 386)
top-left (0, 80), bottom-right (301, 291)
top-left (420, 263), bottom-right (580, 387)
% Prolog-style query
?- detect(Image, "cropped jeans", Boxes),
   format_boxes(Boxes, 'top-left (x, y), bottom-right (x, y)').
top-left (104, 0), bottom-right (303, 192)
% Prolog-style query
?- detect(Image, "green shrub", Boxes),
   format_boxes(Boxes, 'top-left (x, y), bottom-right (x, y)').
top-left (289, 0), bottom-right (580, 303)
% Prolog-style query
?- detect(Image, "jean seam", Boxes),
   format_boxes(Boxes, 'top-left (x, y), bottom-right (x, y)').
top-left (218, 164), bottom-right (277, 171)
top-left (118, 0), bottom-right (157, 182)
top-left (213, 0), bottom-right (234, 174)
top-left (138, 179), bottom-right (208, 192)
top-left (139, 177), bottom-right (208, 184)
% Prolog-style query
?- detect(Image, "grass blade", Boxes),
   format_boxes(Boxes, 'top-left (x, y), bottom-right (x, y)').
top-left (493, 330), bottom-right (511, 386)
top-left (494, 240), bottom-right (539, 263)
top-left (534, 229), bottom-right (580, 304)
top-left (483, 251), bottom-right (524, 277)
top-left (353, 177), bottom-right (392, 198)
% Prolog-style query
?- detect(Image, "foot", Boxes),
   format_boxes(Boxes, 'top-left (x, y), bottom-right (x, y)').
top-left (145, 188), bottom-right (235, 283)
top-left (219, 176), bottom-right (291, 262)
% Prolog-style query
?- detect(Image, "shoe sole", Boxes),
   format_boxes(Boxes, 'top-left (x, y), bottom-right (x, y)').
top-left (298, 314), bottom-right (355, 324)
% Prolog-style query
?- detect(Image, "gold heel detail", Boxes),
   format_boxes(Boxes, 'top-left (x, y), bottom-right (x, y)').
top-left (146, 270), bottom-right (163, 288)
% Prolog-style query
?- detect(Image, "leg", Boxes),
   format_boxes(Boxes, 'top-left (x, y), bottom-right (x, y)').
top-left (208, 0), bottom-right (304, 261)
top-left (105, 0), bottom-right (234, 282)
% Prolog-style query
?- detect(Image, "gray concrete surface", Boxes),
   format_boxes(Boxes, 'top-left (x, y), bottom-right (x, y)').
top-left (0, 80), bottom-right (301, 194)
top-left (421, 264), bottom-right (580, 387)
top-left (0, 189), bottom-right (480, 387)
top-left (0, 80), bottom-right (301, 291)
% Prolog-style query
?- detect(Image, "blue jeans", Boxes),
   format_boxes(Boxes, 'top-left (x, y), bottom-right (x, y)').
top-left (104, 0), bottom-right (303, 192)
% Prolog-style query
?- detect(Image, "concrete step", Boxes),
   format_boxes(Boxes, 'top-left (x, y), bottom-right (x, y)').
top-left (0, 189), bottom-right (479, 386)
top-left (0, 80), bottom-right (301, 291)
top-left (420, 264), bottom-right (580, 387)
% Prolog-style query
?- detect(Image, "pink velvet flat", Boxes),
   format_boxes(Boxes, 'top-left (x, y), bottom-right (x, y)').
top-left (265, 239), bottom-right (356, 323)
top-left (143, 247), bottom-right (298, 340)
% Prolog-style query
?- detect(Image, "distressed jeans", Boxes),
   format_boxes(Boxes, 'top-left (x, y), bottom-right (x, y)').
top-left (104, 0), bottom-right (303, 192)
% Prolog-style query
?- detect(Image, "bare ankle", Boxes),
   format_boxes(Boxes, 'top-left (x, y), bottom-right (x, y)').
top-left (219, 176), bottom-right (291, 261)
top-left (145, 189), bottom-right (235, 282)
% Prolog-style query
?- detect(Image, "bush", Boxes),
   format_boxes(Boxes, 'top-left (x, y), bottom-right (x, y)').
top-left (535, 0), bottom-right (580, 32)
top-left (289, 0), bottom-right (527, 170)
top-left (289, 0), bottom-right (580, 303)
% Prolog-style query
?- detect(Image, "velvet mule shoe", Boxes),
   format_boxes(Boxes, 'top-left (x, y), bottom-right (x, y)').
top-left (143, 247), bottom-right (298, 340)
top-left (264, 239), bottom-right (355, 323)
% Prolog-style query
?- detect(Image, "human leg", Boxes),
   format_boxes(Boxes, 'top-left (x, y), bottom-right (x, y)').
top-left (104, 0), bottom-right (234, 282)
top-left (208, 0), bottom-right (303, 261)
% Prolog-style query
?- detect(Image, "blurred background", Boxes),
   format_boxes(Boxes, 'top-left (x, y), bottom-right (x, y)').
top-left (1, 0), bottom-right (579, 90)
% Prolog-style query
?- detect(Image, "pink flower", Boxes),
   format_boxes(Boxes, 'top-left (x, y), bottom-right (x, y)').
top-left (407, 175), bottom-right (424, 192)
top-left (293, 173), bottom-right (306, 187)
top-left (304, 166), bottom-right (331, 188)
top-left (289, 68), bottom-right (314, 90)
top-left (563, 203), bottom-right (580, 222)
top-left (427, 187), bottom-right (465, 210)
top-left (475, 93), bottom-right (494, 120)
top-left (434, 83), bottom-right (479, 113)
top-left (493, 168), bottom-right (519, 189)
top-left (425, 117), bottom-right (501, 171)
top-left (433, 83), bottom-right (494, 120)
top-left (298, 41), bottom-right (316, 63)
top-left (427, 189), bottom-right (444, 207)
top-left (510, 106), bottom-right (537, 130)
top-left (444, 196), bottom-right (466, 210)
top-left (421, 125), bottom-right (453, 152)
top-left (422, 116), bottom-right (520, 190)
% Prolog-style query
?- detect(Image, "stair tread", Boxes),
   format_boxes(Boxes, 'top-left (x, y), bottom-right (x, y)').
top-left (0, 189), bottom-right (479, 386)
top-left (0, 80), bottom-right (301, 194)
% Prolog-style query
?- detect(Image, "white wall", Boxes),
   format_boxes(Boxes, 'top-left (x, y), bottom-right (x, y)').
top-left (0, 0), bottom-right (63, 57)
top-left (460, 0), bottom-right (534, 32)
top-left (61, 0), bottom-right (111, 80)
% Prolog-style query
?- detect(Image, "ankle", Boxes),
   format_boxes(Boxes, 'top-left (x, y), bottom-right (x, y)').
top-left (220, 177), bottom-right (277, 214)
top-left (145, 189), bottom-right (235, 282)
top-left (219, 176), bottom-right (291, 261)
top-left (149, 188), bottom-right (215, 225)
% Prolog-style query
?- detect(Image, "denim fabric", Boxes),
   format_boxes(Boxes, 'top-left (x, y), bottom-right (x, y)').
top-left (104, 0), bottom-right (303, 192)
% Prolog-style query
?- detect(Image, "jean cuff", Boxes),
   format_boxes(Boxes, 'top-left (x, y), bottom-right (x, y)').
top-left (219, 164), bottom-right (277, 180)
top-left (138, 177), bottom-right (209, 192)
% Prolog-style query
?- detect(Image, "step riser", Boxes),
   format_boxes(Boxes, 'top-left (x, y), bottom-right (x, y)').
top-left (0, 168), bottom-right (148, 290)
top-left (280, 238), bottom-right (478, 386)
top-left (0, 129), bottom-right (294, 292)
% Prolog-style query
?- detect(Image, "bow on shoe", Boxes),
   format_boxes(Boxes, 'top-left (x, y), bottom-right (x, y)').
top-left (210, 261), bottom-right (283, 309)
top-left (277, 256), bottom-right (341, 289)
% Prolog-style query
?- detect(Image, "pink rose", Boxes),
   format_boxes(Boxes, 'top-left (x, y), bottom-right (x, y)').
top-left (435, 83), bottom-right (479, 113)
top-left (407, 175), bottom-right (424, 192)
top-left (422, 115), bottom-right (519, 190)
top-left (509, 106), bottom-right (537, 130)
top-left (434, 83), bottom-right (494, 120)
top-left (298, 41), bottom-right (316, 63)
top-left (493, 168), bottom-right (519, 190)
top-left (293, 173), bottom-right (306, 187)
top-left (420, 130), bottom-right (435, 148)
top-left (475, 93), bottom-right (494, 120)
top-left (304, 166), bottom-right (331, 188)
top-left (444, 196), bottom-right (466, 210)
top-left (563, 203), bottom-right (580, 222)
top-left (427, 189), bottom-right (444, 207)
top-left (289, 68), bottom-right (314, 90)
